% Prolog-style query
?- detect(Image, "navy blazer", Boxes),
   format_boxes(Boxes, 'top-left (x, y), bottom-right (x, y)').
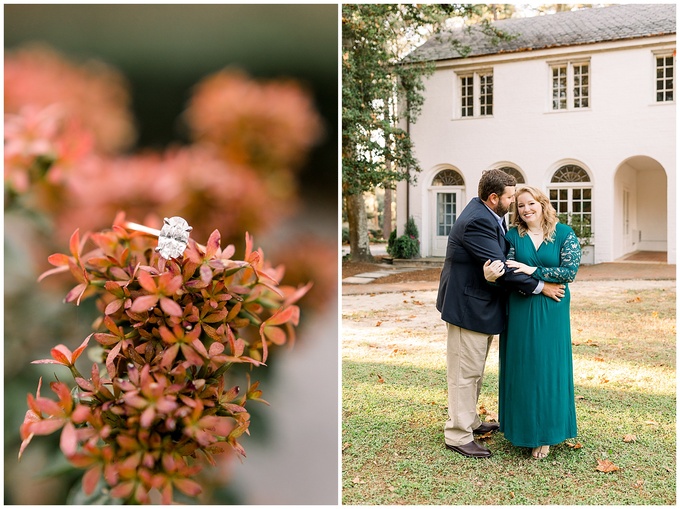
top-left (436, 197), bottom-right (539, 334)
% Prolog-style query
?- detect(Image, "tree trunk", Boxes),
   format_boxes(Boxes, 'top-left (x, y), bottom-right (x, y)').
top-left (345, 191), bottom-right (373, 262)
top-left (382, 186), bottom-right (393, 241)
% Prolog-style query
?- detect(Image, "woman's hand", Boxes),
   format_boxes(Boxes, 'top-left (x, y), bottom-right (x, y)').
top-left (483, 259), bottom-right (505, 282)
top-left (506, 259), bottom-right (537, 275)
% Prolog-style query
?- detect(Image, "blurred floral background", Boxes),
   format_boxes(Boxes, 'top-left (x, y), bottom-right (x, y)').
top-left (4, 4), bottom-right (338, 504)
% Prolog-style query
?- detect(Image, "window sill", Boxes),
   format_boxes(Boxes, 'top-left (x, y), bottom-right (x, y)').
top-left (452, 115), bottom-right (495, 121)
top-left (544, 108), bottom-right (592, 114)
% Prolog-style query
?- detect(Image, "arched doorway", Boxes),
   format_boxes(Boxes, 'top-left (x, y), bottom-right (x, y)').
top-left (428, 166), bottom-right (465, 257)
top-left (613, 156), bottom-right (667, 260)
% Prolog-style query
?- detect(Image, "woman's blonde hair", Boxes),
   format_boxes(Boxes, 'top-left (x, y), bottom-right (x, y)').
top-left (512, 186), bottom-right (558, 242)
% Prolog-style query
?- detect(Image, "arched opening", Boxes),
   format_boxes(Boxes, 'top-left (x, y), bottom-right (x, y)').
top-left (613, 156), bottom-right (667, 261)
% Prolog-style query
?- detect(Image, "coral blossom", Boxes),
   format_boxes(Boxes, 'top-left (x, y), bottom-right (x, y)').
top-left (184, 69), bottom-right (324, 171)
top-left (5, 44), bottom-right (136, 154)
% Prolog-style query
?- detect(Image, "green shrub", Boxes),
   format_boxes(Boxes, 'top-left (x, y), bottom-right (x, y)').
top-left (391, 234), bottom-right (420, 259)
top-left (404, 216), bottom-right (419, 239)
top-left (388, 217), bottom-right (420, 258)
top-left (342, 226), bottom-right (350, 244)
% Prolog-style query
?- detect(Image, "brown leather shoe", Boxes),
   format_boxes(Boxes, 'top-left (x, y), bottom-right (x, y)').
top-left (445, 440), bottom-right (491, 458)
top-left (473, 422), bottom-right (500, 435)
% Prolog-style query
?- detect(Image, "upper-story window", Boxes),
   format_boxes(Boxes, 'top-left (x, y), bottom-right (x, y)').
top-left (550, 60), bottom-right (590, 110)
top-left (458, 70), bottom-right (493, 118)
top-left (655, 52), bottom-right (674, 102)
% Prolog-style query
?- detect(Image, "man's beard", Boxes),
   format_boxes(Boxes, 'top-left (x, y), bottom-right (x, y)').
top-left (494, 202), bottom-right (510, 217)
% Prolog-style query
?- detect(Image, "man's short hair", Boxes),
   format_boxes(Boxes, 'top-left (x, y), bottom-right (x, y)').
top-left (478, 169), bottom-right (516, 201)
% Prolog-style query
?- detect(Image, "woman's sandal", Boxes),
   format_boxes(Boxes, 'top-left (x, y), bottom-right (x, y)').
top-left (531, 445), bottom-right (550, 459)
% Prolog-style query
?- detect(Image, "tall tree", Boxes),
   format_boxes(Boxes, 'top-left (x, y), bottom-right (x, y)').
top-left (342, 4), bottom-right (489, 261)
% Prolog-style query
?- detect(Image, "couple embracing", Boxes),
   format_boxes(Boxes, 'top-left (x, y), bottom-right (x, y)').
top-left (436, 169), bottom-right (581, 460)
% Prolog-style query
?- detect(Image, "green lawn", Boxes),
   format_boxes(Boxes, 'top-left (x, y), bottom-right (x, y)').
top-left (342, 283), bottom-right (676, 505)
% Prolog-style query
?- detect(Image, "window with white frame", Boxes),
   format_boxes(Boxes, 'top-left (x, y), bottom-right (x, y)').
top-left (655, 52), bottom-right (674, 102)
top-left (458, 70), bottom-right (493, 118)
top-left (432, 169), bottom-right (465, 236)
top-left (550, 60), bottom-right (590, 110)
top-left (548, 164), bottom-right (592, 241)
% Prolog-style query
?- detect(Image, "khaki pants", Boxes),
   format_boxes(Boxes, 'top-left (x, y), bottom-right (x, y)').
top-left (444, 322), bottom-right (495, 446)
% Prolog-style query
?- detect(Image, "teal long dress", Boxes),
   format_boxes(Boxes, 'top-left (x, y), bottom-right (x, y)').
top-left (499, 222), bottom-right (581, 448)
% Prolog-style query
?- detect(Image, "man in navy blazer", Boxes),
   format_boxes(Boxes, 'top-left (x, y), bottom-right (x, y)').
top-left (437, 169), bottom-right (565, 458)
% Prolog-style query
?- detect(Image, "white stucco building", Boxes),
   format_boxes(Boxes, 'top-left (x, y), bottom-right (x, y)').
top-left (397, 4), bottom-right (676, 264)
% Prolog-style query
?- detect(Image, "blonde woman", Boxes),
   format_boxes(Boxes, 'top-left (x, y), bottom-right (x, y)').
top-left (485, 186), bottom-right (581, 459)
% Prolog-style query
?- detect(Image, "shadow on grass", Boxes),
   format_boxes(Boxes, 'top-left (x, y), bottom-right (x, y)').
top-left (342, 359), bottom-right (676, 505)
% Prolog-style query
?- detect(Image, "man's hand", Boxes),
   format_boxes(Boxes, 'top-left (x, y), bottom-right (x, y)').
top-left (483, 259), bottom-right (505, 282)
top-left (541, 282), bottom-right (566, 302)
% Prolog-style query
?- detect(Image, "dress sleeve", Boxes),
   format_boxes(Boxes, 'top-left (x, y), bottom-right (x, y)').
top-left (534, 229), bottom-right (581, 283)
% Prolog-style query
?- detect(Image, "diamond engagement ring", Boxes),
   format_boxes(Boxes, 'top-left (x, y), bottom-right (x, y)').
top-left (156, 217), bottom-right (193, 259)
top-left (123, 216), bottom-right (194, 260)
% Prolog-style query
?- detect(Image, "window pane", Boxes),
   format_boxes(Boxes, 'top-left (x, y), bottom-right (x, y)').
top-left (656, 54), bottom-right (674, 103)
top-left (573, 62), bottom-right (589, 109)
top-left (437, 193), bottom-right (457, 236)
top-left (478, 73), bottom-right (494, 116)
top-left (461, 76), bottom-right (473, 117)
top-left (432, 169), bottom-right (465, 186)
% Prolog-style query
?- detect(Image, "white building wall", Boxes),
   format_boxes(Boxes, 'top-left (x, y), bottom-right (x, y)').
top-left (406, 36), bottom-right (675, 263)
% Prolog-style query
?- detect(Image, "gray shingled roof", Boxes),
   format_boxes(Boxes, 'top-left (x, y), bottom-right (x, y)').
top-left (406, 4), bottom-right (676, 63)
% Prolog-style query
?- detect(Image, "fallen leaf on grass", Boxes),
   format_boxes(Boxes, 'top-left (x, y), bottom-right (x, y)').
top-left (412, 300), bottom-right (424, 305)
top-left (633, 480), bottom-right (645, 489)
top-left (651, 311), bottom-right (659, 318)
top-left (593, 357), bottom-right (604, 362)
top-left (342, 442), bottom-right (352, 452)
top-left (664, 466), bottom-right (672, 473)
top-left (575, 395), bottom-right (586, 400)
top-left (375, 320), bottom-right (382, 327)
top-left (477, 431), bottom-right (493, 440)
top-left (377, 374), bottom-right (385, 383)
top-left (596, 459), bottom-right (620, 473)
top-left (627, 296), bottom-right (642, 303)
top-left (623, 434), bottom-right (637, 443)
top-left (352, 477), bottom-right (366, 484)
top-left (509, 492), bottom-right (515, 499)
top-left (644, 420), bottom-right (659, 426)
top-left (370, 293), bottom-right (376, 297)
top-left (566, 442), bottom-right (583, 449)
top-left (388, 486), bottom-right (396, 492)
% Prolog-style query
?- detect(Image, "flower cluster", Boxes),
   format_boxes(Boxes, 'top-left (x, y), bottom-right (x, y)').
top-left (184, 69), bottom-right (324, 172)
top-left (5, 44), bottom-right (136, 154)
top-left (20, 217), bottom-right (310, 504)
top-left (56, 145), bottom-right (295, 243)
